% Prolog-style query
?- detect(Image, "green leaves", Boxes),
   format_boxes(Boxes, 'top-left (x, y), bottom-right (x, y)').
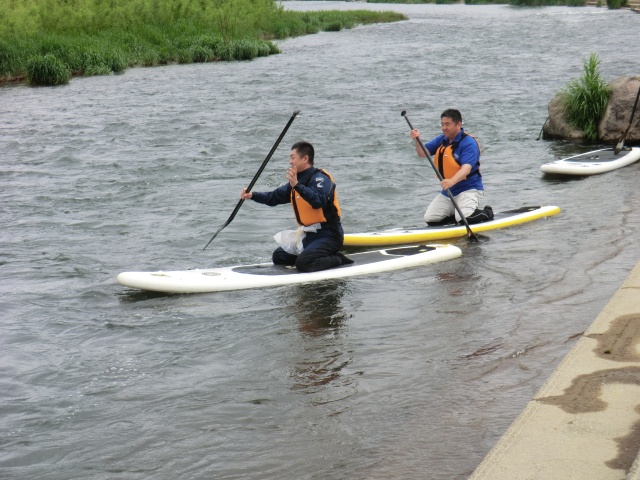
top-left (562, 53), bottom-right (612, 142)
top-left (1, 0), bottom-right (404, 86)
top-left (26, 53), bottom-right (71, 86)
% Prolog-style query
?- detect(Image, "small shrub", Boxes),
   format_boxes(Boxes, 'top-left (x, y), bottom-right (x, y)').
top-left (234, 39), bottom-right (259, 60)
top-left (267, 42), bottom-right (280, 55)
top-left (26, 54), bottom-right (71, 85)
top-left (176, 48), bottom-right (193, 64)
top-left (108, 50), bottom-right (127, 73)
top-left (270, 23), bottom-right (290, 39)
top-left (195, 35), bottom-right (223, 53)
top-left (80, 50), bottom-right (111, 75)
top-left (190, 45), bottom-right (212, 62)
top-left (255, 41), bottom-right (271, 58)
top-left (561, 53), bottom-right (612, 142)
top-left (325, 22), bottom-right (343, 32)
top-left (215, 42), bottom-right (236, 61)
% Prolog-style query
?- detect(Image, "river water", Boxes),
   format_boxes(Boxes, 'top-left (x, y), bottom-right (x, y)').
top-left (2, 3), bottom-right (640, 479)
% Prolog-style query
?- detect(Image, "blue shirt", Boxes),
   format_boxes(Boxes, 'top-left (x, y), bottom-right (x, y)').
top-left (424, 128), bottom-right (483, 197)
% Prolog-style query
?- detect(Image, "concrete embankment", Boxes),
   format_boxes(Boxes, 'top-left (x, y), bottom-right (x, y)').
top-left (469, 260), bottom-right (640, 480)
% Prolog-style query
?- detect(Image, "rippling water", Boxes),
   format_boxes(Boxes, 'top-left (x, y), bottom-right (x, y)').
top-left (3, 3), bottom-right (640, 479)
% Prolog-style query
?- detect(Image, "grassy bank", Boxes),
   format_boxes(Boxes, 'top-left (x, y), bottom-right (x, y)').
top-left (367, 0), bottom-right (604, 5)
top-left (0, 0), bottom-right (406, 86)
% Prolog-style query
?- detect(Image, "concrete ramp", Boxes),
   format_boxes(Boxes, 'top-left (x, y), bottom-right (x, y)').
top-left (470, 261), bottom-right (640, 480)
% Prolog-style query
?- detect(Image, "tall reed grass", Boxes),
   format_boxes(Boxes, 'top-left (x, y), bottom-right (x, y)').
top-left (0, 0), bottom-right (406, 86)
top-left (561, 53), bottom-right (612, 141)
top-left (509, 0), bottom-right (585, 5)
top-left (370, 0), bottom-right (583, 3)
top-left (26, 54), bottom-right (71, 86)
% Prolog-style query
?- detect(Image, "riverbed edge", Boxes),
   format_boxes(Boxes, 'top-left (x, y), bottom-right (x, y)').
top-left (469, 259), bottom-right (640, 480)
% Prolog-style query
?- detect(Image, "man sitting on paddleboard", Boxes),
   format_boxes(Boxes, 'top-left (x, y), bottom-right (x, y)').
top-left (241, 141), bottom-right (353, 272)
top-left (410, 109), bottom-right (493, 225)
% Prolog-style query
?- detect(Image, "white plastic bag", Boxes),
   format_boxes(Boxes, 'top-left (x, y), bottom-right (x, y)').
top-left (273, 224), bottom-right (320, 255)
top-left (274, 227), bottom-right (305, 255)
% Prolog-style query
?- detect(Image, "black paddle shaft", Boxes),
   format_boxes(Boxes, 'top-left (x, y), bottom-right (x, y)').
top-left (203, 110), bottom-right (300, 251)
top-left (401, 110), bottom-right (479, 242)
top-left (614, 84), bottom-right (640, 155)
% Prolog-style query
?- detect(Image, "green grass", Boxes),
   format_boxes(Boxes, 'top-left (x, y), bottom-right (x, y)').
top-left (606, 0), bottom-right (628, 8)
top-left (368, 0), bottom-right (579, 3)
top-left (0, 0), bottom-right (406, 86)
top-left (26, 53), bottom-right (71, 86)
top-left (509, 0), bottom-right (585, 5)
top-left (561, 53), bottom-right (612, 141)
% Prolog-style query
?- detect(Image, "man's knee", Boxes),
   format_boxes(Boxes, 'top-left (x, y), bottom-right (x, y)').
top-left (273, 247), bottom-right (296, 266)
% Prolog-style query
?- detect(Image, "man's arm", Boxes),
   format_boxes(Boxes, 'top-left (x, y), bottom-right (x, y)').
top-left (244, 183), bottom-right (292, 206)
top-left (294, 172), bottom-right (333, 209)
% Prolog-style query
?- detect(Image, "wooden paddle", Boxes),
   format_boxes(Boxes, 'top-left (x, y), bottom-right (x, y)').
top-left (401, 110), bottom-right (479, 242)
top-left (614, 83), bottom-right (640, 155)
top-left (203, 110), bottom-right (300, 250)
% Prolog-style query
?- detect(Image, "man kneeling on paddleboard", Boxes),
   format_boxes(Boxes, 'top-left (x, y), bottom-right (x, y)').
top-left (410, 109), bottom-right (493, 226)
top-left (241, 141), bottom-right (353, 272)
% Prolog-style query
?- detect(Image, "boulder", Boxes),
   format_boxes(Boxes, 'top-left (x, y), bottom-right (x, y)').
top-left (598, 76), bottom-right (640, 143)
top-left (542, 93), bottom-right (587, 142)
top-left (543, 75), bottom-right (640, 145)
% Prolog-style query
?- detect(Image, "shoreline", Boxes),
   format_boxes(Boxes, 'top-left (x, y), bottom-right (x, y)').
top-left (469, 259), bottom-right (640, 479)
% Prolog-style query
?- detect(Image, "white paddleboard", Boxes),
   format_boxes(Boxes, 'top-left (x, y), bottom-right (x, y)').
top-left (344, 206), bottom-right (560, 247)
top-left (117, 244), bottom-right (462, 294)
top-left (540, 147), bottom-right (640, 175)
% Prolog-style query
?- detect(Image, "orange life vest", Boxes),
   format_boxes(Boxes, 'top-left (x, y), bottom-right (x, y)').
top-left (435, 132), bottom-right (481, 179)
top-left (290, 169), bottom-right (342, 226)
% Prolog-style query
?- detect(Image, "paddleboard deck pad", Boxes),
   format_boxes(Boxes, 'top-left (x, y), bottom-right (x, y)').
top-left (117, 244), bottom-right (461, 294)
top-left (540, 147), bottom-right (640, 175)
top-left (344, 205), bottom-right (560, 247)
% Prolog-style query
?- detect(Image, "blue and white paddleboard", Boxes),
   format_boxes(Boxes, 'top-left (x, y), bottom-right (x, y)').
top-left (117, 244), bottom-right (461, 294)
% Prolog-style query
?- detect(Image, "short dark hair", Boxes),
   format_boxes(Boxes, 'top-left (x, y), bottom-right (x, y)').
top-left (441, 109), bottom-right (462, 124)
top-left (291, 141), bottom-right (315, 165)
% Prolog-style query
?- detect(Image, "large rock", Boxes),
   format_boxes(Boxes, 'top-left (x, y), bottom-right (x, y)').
top-left (543, 75), bottom-right (640, 144)
top-left (543, 93), bottom-right (587, 142)
top-left (598, 76), bottom-right (640, 143)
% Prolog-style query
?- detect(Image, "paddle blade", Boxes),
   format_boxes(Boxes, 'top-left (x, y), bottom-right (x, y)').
top-left (202, 199), bottom-right (245, 250)
top-left (613, 138), bottom-right (624, 155)
top-left (202, 224), bottom-right (226, 251)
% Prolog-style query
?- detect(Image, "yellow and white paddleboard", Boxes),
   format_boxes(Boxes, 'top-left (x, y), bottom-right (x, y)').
top-left (344, 206), bottom-right (560, 247)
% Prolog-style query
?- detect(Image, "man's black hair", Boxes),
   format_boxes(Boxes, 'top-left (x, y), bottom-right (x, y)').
top-left (292, 141), bottom-right (314, 165)
top-left (440, 109), bottom-right (462, 124)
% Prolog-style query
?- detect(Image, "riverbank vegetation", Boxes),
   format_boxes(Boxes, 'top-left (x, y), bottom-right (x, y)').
top-left (368, 0), bottom-right (622, 6)
top-left (0, 0), bottom-right (406, 86)
top-left (561, 53), bottom-right (612, 141)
